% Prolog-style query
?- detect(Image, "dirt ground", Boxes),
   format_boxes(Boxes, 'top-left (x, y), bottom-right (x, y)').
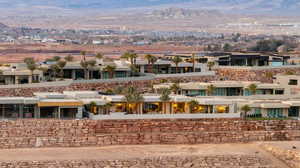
top-left (0, 142), bottom-right (298, 168)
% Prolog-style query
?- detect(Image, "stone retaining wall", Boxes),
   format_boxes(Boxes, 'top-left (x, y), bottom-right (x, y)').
top-left (0, 155), bottom-right (277, 168)
top-left (0, 119), bottom-right (299, 149)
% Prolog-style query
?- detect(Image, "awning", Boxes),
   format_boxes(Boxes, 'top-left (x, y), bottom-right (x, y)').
top-left (260, 103), bottom-right (290, 109)
top-left (38, 99), bottom-right (83, 107)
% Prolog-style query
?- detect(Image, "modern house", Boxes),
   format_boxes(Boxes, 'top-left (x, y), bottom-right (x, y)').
top-left (153, 81), bottom-right (286, 97)
top-left (196, 52), bottom-right (290, 67)
top-left (0, 63), bottom-right (43, 85)
top-left (0, 90), bottom-right (299, 119)
top-left (134, 59), bottom-right (207, 74)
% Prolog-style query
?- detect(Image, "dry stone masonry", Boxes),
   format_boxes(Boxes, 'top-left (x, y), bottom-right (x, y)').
top-left (0, 119), bottom-right (299, 149)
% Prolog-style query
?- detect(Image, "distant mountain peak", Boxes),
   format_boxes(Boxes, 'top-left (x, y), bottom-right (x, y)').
top-left (1, 0), bottom-right (300, 15)
top-left (0, 22), bottom-right (9, 29)
top-left (151, 8), bottom-right (221, 19)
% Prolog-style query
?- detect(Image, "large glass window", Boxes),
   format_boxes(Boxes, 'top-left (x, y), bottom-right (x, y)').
top-left (289, 79), bottom-right (298, 85)
top-left (267, 108), bottom-right (283, 118)
top-left (288, 107), bottom-right (299, 117)
top-left (23, 104), bottom-right (35, 118)
top-left (214, 88), bottom-right (226, 96)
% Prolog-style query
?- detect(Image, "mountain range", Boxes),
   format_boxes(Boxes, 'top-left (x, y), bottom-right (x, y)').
top-left (1, 0), bottom-right (300, 15)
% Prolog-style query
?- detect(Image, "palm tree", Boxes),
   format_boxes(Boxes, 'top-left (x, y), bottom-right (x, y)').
top-left (49, 64), bottom-right (60, 79)
top-left (170, 82), bottom-right (181, 94)
top-left (121, 51), bottom-right (138, 65)
top-left (145, 54), bottom-right (157, 73)
top-left (87, 60), bottom-right (97, 79)
top-left (57, 60), bottom-right (67, 79)
top-left (159, 88), bottom-right (171, 114)
top-left (123, 86), bottom-right (144, 114)
top-left (172, 56), bottom-right (182, 73)
top-left (80, 51), bottom-right (86, 61)
top-left (89, 101), bottom-right (98, 114)
top-left (24, 57), bottom-right (35, 65)
top-left (247, 84), bottom-right (257, 95)
top-left (241, 105), bottom-right (251, 119)
top-left (206, 84), bottom-right (216, 96)
top-left (130, 64), bottom-right (139, 76)
top-left (95, 53), bottom-right (103, 60)
top-left (52, 56), bottom-right (61, 62)
top-left (188, 100), bottom-right (199, 113)
top-left (80, 60), bottom-right (89, 79)
top-left (207, 62), bottom-right (215, 71)
top-left (191, 53), bottom-right (196, 72)
top-left (65, 55), bottom-right (74, 62)
top-left (285, 71), bottom-right (295, 75)
top-left (104, 65), bottom-right (116, 79)
top-left (24, 57), bottom-right (37, 83)
top-left (103, 102), bottom-right (113, 114)
top-left (265, 72), bottom-right (274, 80)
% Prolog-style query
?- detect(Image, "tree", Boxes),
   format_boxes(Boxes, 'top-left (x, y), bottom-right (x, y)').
top-left (95, 53), bottom-right (103, 60)
top-left (121, 51), bottom-right (138, 65)
top-left (247, 84), bottom-right (257, 95)
top-left (241, 105), bottom-right (251, 119)
top-left (130, 64), bottom-right (139, 76)
top-left (145, 54), bottom-right (157, 73)
top-left (285, 71), bottom-right (295, 75)
top-left (159, 88), bottom-right (171, 114)
top-left (265, 72), bottom-right (274, 80)
top-left (123, 86), bottom-right (144, 114)
top-left (65, 55), bottom-right (74, 62)
top-left (89, 101), bottom-right (98, 114)
top-left (24, 57), bottom-right (37, 83)
top-left (223, 43), bottom-right (232, 52)
top-left (170, 82), bottom-right (181, 94)
top-left (80, 60), bottom-right (89, 79)
top-left (57, 60), bottom-right (67, 79)
top-left (24, 57), bottom-right (35, 65)
top-left (80, 51), bottom-right (86, 61)
top-left (207, 62), bottom-right (215, 71)
top-left (172, 56), bottom-right (182, 73)
top-left (250, 40), bottom-right (284, 52)
top-left (49, 64), bottom-right (60, 79)
top-left (52, 56), bottom-right (61, 62)
top-left (188, 100), bottom-right (199, 113)
top-left (191, 53), bottom-right (196, 72)
top-left (87, 60), bottom-right (97, 79)
top-left (104, 65), bottom-right (116, 79)
top-left (206, 84), bottom-right (216, 96)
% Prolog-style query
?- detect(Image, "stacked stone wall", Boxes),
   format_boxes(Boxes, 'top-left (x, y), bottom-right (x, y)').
top-left (0, 119), bottom-right (299, 149)
top-left (0, 155), bottom-right (276, 168)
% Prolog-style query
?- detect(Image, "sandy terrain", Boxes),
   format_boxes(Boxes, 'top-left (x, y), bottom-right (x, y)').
top-left (0, 43), bottom-right (199, 63)
top-left (0, 142), bottom-right (297, 168)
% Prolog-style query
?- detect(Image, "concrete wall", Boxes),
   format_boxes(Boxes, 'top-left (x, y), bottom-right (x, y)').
top-left (0, 119), bottom-right (299, 149)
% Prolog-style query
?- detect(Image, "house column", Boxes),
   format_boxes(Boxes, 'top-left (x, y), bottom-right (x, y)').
top-left (212, 106), bottom-right (216, 113)
top-left (19, 104), bottom-right (24, 119)
top-left (34, 106), bottom-right (40, 119)
top-left (76, 107), bottom-right (83, 119)
top-left (185, 103), bottom-right (190, 114)
top-left (140, 103), bottom-right (143, 115)
top-left (15, 76), bottom-right (19, 84)
top-left (28, 76), bottom-right (33, 84)
top-left (58, 107), bottom-right (61, 119)
top-left (167, 102), bottom-right (172, 114)
top-left (229, 104), bottom-right (235, 113)
top-left (72, 70), bottom-right (76, 80)
top-left (140, 66), bottom-right (145, 73)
